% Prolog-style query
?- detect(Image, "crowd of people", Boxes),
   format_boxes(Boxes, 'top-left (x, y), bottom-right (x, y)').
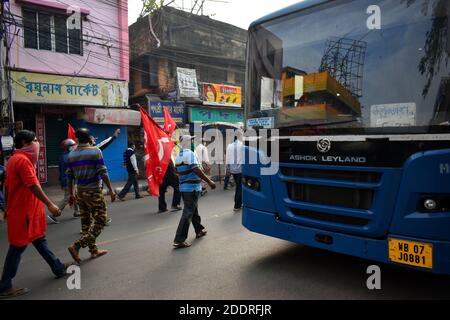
top-left (0, 127), bottom-right (244, 299)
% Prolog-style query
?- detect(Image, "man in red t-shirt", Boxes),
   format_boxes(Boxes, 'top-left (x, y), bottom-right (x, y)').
top-left (0, 130), bottom-right (70, 299)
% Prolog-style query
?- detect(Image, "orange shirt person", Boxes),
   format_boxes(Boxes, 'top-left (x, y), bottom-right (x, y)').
top-left (0, 130), bottom-right (70, 299)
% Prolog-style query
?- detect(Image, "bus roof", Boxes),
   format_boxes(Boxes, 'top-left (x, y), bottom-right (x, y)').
top-left (249, 0), bottom-right (329, 29)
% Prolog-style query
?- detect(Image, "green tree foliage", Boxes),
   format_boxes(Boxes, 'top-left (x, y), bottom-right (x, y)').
top-left (402, 0), bottom-right (449, 97)
top-left (142, 0), bottom-right (175, 14)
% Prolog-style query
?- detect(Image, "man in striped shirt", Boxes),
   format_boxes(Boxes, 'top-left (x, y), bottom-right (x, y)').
top-left (66, 128), bottom-right (116, 263)
top-left (173, 135), bottom-right (216, 249)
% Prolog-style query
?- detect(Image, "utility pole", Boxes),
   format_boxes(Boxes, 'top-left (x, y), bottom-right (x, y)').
top-left (0, 0), bottom-right (14, 136)
top-left (0, 0), bottom-right (5, 107)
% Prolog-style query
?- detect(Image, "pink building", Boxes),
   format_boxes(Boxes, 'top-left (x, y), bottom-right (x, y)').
top-left (9, 0), bottom-right (129, 82)
top-left (6, 0), bottom-right (133, 185)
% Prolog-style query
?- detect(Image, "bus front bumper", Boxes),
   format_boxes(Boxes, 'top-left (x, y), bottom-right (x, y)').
top-left (243, 207), bottom-right (450, 275)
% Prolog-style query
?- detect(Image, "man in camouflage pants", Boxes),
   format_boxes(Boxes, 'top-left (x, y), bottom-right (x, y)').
top-left (66, 128), bottom-right (116, 263)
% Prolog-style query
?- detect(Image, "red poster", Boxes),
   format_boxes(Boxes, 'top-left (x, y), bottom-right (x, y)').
top-left (35, 114), bottom-right (47, 184)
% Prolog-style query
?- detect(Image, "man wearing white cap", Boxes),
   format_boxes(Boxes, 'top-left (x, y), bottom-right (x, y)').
top-left (173, 135), bottom-right (216, 249)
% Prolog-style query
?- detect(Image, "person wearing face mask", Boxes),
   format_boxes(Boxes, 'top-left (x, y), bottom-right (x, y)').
top-left (0, 130), bottom-right (71, 299)
top-left (54, 139), bottom-right (80, 223)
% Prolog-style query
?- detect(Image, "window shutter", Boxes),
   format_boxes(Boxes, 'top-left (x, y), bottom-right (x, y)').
top-left (23, 9), bottom-right (38, 49)
top-left (38, 12), bottom-right (52, 51)
top-left (54, 15), bottom-right (68, 53)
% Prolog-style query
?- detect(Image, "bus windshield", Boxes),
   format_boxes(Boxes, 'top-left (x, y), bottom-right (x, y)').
top-left (246, 0), bottom-right (450, 135)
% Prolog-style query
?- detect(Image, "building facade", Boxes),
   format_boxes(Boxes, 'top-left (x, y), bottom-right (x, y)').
top-left (4, 0), bottom-right (131, 185)
top-left (128, 7), bottom-right (247, 180)
top-left (129, 6), bottom-right (247, 130)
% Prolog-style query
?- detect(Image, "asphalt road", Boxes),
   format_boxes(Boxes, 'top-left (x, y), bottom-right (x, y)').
top-left (0, 188), bottom-right (449, 300)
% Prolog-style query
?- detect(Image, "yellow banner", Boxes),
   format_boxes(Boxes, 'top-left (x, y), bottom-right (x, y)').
top-left (12, 71), bottom-right (129, 107)
top-left (202, 83), bottom-right (242, 108)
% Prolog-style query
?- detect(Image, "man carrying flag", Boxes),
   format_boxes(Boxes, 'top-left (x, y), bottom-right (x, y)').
top-left (158, 108), bottom-right (182, 213)
top-left (139, 107), bottom-right (174, 197)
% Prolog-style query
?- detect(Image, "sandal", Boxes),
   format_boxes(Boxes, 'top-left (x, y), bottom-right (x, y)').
top-left (196, 229), bottom-right (207, 239)
top-left (0, 288), bottom-right (30, 299)
top-left (68, 245), bottom-right (82, 264)
top-left (173, 242), bottom-right (191, 249)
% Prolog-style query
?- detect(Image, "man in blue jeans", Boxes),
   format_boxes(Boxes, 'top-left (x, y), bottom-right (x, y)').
top-left (173, 135), bottom-right (216, 249)
top-left (0, 130), bottom-right (70, 299)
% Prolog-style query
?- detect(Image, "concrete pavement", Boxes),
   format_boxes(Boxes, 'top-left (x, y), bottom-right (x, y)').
top-left (1, 187), bottom-right (450, 300)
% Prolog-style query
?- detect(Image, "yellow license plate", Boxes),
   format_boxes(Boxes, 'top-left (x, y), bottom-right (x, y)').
top-left (388, 239), bottom-right (433, 269)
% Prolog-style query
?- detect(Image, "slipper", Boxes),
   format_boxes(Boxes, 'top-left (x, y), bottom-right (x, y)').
top-left (90, 249), bottom-right (108, 259)
top-left (0, 288), bottom-right (30, 299)
top-left (173, 242), bottom-right (191, 249)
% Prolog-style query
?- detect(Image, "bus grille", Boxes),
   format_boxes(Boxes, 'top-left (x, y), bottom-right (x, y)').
top-left (290, 208), bottom-right (369, 227)
top-left (281, 168), bottom-right (382, 183)
top-left (287, 183), bottom-right (374, 210)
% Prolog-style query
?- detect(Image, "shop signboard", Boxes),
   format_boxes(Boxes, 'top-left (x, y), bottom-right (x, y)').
top-left (12, 71), bottom-right (129, 107)
top-left (85, 108), bottom-right (142, 126)
top-left (370, 103), bottom-right (416, 127)
top-left (189, 106), bottom-right (244, 123)
top-left (148, 101), bottom-right (186, 125)
top-left (35, 114), bottom-right (47, 183)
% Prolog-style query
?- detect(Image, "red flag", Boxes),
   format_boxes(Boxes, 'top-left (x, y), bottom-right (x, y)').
top-left (163, 107), bottom-right (177, 136)
top-left (68, 124), bottom-right (76, 141)
top-left (139, 106), bottom-right (174, 197)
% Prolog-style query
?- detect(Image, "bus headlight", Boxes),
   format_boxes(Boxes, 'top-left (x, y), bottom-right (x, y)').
top-left (423, 199), bottom-right (437, 211)
top-left (418, 196), bottom-right (449, 213)
top-left (244, 176), bottom-right (261, 192)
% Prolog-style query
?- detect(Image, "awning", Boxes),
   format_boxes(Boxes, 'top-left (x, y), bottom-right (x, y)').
top-left (201, 122), bottom-right (244, 129)
top-left (84, 108), bottom-right (141, 126)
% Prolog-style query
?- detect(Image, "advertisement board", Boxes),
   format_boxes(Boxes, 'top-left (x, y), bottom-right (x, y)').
top-left (177, 68), bottom-right (199, 98)
top-left (202, 83), bottom-right (242, 108)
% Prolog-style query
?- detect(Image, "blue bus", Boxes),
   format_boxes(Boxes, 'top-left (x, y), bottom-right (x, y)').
top-left (243, 0), bottom-right (450, 274)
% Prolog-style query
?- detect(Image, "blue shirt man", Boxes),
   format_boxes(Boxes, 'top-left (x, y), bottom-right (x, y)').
top-left (175, 148), bottom-right (202, 193)
top-left (173, 135), bottom-right (216, 249)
